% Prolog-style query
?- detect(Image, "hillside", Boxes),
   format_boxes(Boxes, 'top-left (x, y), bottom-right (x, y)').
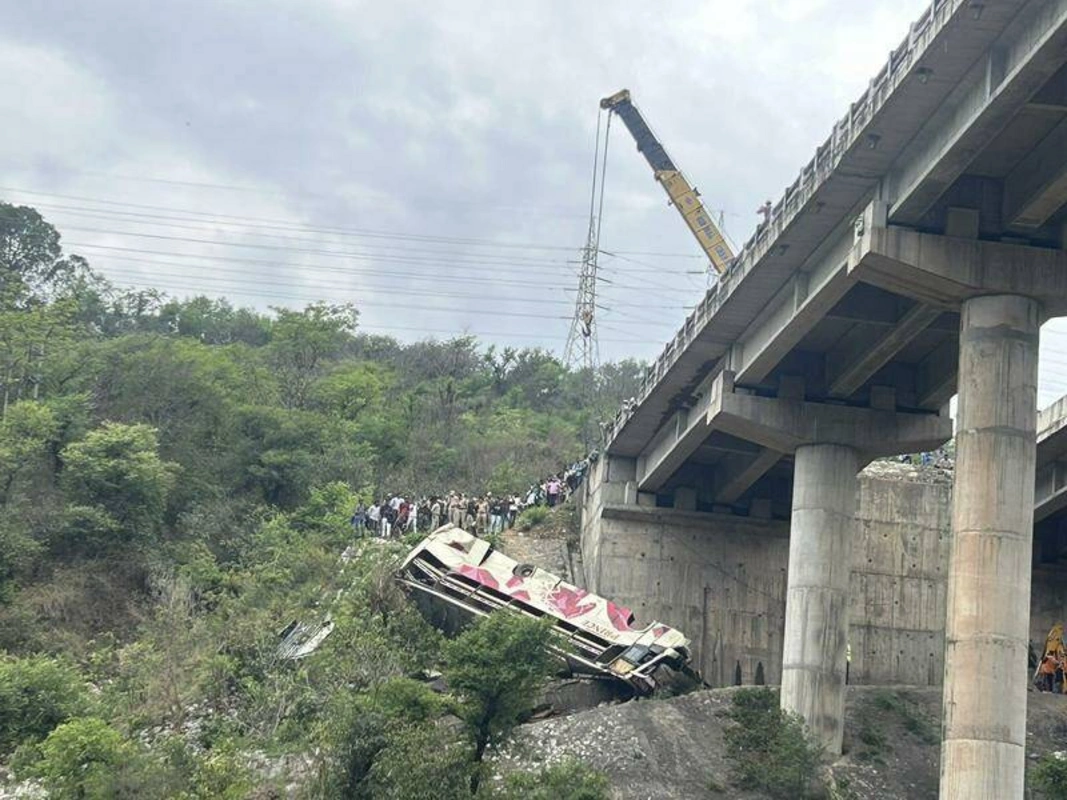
top-left (0, 202), bottom-right (642, 798)
top-left (497, 684), bottom-right (1067, 800)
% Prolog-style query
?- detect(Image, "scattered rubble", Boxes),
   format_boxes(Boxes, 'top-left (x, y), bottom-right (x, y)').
top-left (495, 686), bottom-right (1067, 799)
top-left (863, 456), bottom-right (953, 485)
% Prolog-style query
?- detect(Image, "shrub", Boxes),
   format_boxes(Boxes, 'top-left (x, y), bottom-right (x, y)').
top-left (0, 655), bottom-right (89, 753)
top-left (499, 759), bottom-right (612, 799)
top-left (154, 734), bottom-right (251, 800)
top-left (723, 688), bottom-right (824, 799)
top-left (365, 723), bottom-right (474, 800)
top-left (1033, 753), bottom-right (1067, 800)
top-left (310, 678), bottom-right (451, 799)
top-left (23, 719), bottom-right (249, 800)
top-left (870, 689), bottom-right (938, 745)
top-left (515, 505), bottom-right (549, 531)
top-left (29, 717), bottom-right (134, 799)
top-left (443, 614), bottom-right (556, 761)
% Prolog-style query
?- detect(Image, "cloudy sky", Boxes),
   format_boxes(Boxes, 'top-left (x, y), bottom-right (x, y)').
top-left (4, 0), bottom-right (1067, 405)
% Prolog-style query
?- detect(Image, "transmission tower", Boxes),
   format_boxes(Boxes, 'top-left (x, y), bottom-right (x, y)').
top-left (564, 217), bottom-right (601, 372)
top-left (565, 109), bottom-right (612, 373)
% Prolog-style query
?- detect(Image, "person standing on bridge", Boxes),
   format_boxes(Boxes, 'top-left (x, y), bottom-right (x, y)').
top-left (757, 200), bottom-right (772, 226)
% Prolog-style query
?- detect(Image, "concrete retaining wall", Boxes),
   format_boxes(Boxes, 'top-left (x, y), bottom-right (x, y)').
top-left (851, 464), bottom-right (952, 686)
top-left (584, 504), bottom-right (790, 688)
top-left (578, 459), bottom-right (988, 688)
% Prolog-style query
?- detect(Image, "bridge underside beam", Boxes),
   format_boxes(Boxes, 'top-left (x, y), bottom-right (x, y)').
top-left (635, 371), bottom-right (724, 492)
top-left (851, 224), bottom-right (1067, 317)
top-left (713, 447), bottom-right (781, 505)
top-left (890, 0), bottom-right (1067, 225)
top-left (1004, 115), bottom-right (1067, 231)
top-left (706, 372), bottom-right (951, 464)
top-left (826, 302), bottom-right (941, 398)
top-left (1035, 459), bottom-right (1067, 524)
top-left (916, 337), bottom-right (959, 410)
top-left (735, 257), bottom-right (855, 386)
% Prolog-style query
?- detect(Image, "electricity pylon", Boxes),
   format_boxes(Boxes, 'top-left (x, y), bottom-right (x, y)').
top-left (564, 108), bottom-right (612, 374)
top-left (563, 221), bottom-right (600, 373)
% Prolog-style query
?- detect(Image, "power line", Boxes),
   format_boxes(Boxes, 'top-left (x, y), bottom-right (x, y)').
top-left (97, 265), bottom-right (577, 308)
top-left (1, 186), bottom-right (705, 259)
top-left (14, 166), bottom-right (663, 217)
top-left (23, 203), bottom-right (709, 279)
top-left (100, 276), bottom-right (660, 346)
top-left (102, 274), bottom-right (570, 322)
top-left (98, 270), bottom-right (674, 329)
top-left (71, 247), bottom-right (695, 311)
top-left (64, 240), bottom-right (702, 297)
top-left (100, 264), bottom-right (690, 318)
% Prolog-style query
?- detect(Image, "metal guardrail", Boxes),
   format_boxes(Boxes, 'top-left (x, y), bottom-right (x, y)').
top-left (604, 0), bottom-right (963, 447)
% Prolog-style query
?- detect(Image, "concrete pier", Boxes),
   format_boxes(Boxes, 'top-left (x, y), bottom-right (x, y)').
top-left (940, 295), bottom-right (1040, 800)
top-left (780, 443), bottom-right (859, 754)
top-left (696, 371), bottom-right (949, 752)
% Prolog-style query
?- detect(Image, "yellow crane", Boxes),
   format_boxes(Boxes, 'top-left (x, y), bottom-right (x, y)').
top-left (600, 89), bottom-right (733, 275)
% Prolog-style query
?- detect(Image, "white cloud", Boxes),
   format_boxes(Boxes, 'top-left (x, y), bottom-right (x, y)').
top-left (7, 0), bottom-right (1066, 416)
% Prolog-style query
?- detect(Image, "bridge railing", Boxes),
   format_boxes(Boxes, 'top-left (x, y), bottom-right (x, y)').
top-left (606, 0), bottom-right (963, 447)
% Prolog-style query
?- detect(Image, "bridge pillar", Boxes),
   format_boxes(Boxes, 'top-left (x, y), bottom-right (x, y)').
top-left (940, 295), bottom-right (1039, 800)
top-left (781, 442), bottom-right (858, 754)
top-left (703, 371), bottom-right (951, 752)
top-left (852, 218), bottom-right (1060, 796)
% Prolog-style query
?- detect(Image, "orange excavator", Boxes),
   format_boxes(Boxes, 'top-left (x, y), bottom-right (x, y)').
top-left (1034, 623), bottom-right (1066, 692)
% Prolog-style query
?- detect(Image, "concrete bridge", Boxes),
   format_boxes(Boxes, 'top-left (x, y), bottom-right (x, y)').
top-left (585, 1), bottom-right (1067, 796)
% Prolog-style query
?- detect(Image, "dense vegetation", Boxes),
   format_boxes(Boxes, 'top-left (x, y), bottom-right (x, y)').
top-left (0, 201), bottom-right (639, 797)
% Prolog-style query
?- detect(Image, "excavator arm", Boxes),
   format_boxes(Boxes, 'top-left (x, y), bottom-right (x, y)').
top-left (600, 89), bottom-right (733, 275)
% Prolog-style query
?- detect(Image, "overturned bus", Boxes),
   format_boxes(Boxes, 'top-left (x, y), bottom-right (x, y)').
top-left (396, 525), bottom-right (692, 695)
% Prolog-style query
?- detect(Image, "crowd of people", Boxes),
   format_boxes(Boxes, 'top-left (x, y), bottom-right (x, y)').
top-left (896, 446), bottom-right (953, 469)
top-left (349, 456), bottom-right (595, 539)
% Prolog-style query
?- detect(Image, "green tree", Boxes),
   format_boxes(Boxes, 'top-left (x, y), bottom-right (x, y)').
top-left (159, 295), bottom-right (270, 346)
top-left (269, 302), bottom-right (359, 409)
top-left (0, 400), bottom-right (58, 504)
top-left (0, 202), bottom-right (76, 300)
top-left (0, 655), bottom-right (89, 753)
top-left (313, 361), bottom-right (390, 422)
top-left (442, 613), bottom-right (557, 790)
top-left (25, 717), bottom-right (133, 799)
top-left (0, 291), bottom-right (80, 414)
top-left (60, 422), bottom-right (177, 548)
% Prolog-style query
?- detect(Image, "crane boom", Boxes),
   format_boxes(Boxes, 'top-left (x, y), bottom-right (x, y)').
top-left (600, 89), bottom-right (733, 275)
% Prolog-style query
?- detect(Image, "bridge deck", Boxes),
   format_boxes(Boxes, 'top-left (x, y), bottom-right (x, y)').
top-left (607, 0), bottom-right (1067, 504)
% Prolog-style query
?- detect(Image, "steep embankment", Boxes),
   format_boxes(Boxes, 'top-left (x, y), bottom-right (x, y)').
top-left (497, 505), bottom-right (585, 586)
top-left (493, 502), bottom-right (1067, 800)
top-left (497, 686), bottom-right (1067, 799)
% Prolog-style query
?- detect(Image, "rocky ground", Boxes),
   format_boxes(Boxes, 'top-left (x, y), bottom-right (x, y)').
top-left (495, 685), bottom-right (1067, 799)
top-left (497, 508), bottom-right (585, 586)
top-left (862, 456), bottom-right (953, 485)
